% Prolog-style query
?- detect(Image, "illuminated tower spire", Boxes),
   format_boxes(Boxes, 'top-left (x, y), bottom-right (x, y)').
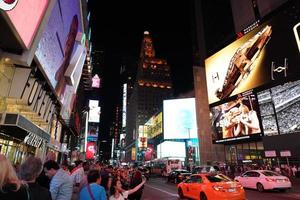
top-left (140, 31), bottom-right (156, 59)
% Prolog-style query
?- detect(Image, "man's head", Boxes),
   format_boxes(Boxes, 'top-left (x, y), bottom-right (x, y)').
top-left (44, 160), bottom-right (60, 178)
top-left (87, 170), bottom-right (101, 184)
top-left (74, 160), bottom-right (83, 168)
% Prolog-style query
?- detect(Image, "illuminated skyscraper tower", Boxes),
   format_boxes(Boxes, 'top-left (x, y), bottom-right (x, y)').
top-left (125, 31), bottom-right (173, 161)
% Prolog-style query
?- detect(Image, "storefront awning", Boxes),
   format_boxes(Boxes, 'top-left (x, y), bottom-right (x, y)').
top-left (0, 113), bottom-right (50, 142)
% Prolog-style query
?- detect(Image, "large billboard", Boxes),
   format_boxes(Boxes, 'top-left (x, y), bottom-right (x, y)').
top-left (257, 79), bottom-right (300, 136)
top-left (2, 0), bottom-right (49, 49)
top-left (88, 100), bottom-right (100, 123)
top-left (35, 0), bottom-right (84, 112)
top-left (145, 112), bottom-right (162, 139)
top-left (163, 98), bottom-right (198, 139)
top-left (157, 141), bottom-right (186, 159)
top-left (205, 8), bottom-right (300, 104)
top-left (210, 91), bottom-right (263, 143)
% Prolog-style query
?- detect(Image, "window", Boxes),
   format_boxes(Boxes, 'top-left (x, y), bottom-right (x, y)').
top-left (190, 176), bottom-right (203, 183)
top-left (262, 171), bottom-right (280, 176)
top-left (206, 174), bottom-right (232, 182)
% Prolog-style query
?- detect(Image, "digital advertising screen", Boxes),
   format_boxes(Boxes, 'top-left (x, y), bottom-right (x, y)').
top-left (163, 98), bottom-right (198, 139)
top-left (205, 7), bottom-right (300, 105)
top-left (210, 91), bottom-right (263, 143)
top-left (145, 112), bottom-right (162, 139)
top-left (257, 79), bottom-right (300, 136)
top-left (87, 124), bottom-right (99, 141)
top-left (88, 100), bottom-right (100, 123)
top-left (156, 141), bottom-right (186, 159)
top-left (35, 0), bottom-right (82, 103)
top-left (3, 0), bottom-right (49, 49)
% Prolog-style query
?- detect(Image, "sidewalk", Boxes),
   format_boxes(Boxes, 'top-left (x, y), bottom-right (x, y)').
top-left (290, 177), bottom-right (300, 193)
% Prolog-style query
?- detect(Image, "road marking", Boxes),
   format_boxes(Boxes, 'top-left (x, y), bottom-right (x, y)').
top-left (145, 184), bottom-right (179, 197)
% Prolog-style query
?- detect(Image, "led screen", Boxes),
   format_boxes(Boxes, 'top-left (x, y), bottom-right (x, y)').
top-left (35, 0), bottom-right (82, 103)
top-left (87, 124), bottom-right (99, 141)
top-left (163, 98), bottom-right (198, 139)
top-left (5, 0), bottom-right (49, 49)
top-left (257, 79), bottom-right (300, 136)
top-left (157, 141), bottom-right (186, 159)
top-left (210, 91), bottom-right (263, 143)
top-left (205, 8), bottom-right (300, 104)
top-left (89, 100), bottom-right (100, 123)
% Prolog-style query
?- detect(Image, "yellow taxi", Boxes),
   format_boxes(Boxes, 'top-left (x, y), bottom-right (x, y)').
top-left (177, 173), bottom-right (246, 200)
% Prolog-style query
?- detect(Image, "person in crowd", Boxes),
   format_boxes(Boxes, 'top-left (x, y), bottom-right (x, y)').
top-left (128, 170), bottom-right (144, 200)
top-left (292, 165), bottom-right (297, 177)
top-left (44, 160), bottom-right (73, 200)
top-left (275, 165), bottom-right (281, 174)
top-left (19, 156), bottom-right (52, 200)
top-left (0, 154), bottom-right (28, 200)
top-left (61, 161), bottom-right (71, 175)
top-left (71, 160), bottom-right (85, 200)
top-left (101, 165), bottom-right (113, 194)
top-left (37, 151), bottom-right (56, 189)
top-left (79, 169), bottom-right (106, 200)
top-left (109, 177), bottom-right (146, 200)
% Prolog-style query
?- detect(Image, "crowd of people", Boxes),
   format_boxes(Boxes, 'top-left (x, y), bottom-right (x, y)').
top-left (0, 153), bottom-right (146, 200)
top-left (220, 163), bottom-right (300, 179)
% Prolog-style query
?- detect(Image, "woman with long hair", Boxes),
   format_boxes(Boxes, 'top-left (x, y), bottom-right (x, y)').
top-left (0, 154), bottom-right (28, 200)
top-left (109, 176), bottom-right (145, 200)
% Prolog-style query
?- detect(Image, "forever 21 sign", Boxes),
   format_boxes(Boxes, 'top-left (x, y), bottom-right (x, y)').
top-left (20, 74), bottom-right (56, 123)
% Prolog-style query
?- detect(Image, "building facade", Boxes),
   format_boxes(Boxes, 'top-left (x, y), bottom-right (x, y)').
top-left (125, 31), bottom-right (173, 162)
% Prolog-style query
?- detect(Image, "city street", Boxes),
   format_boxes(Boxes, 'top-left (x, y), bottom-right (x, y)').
top-left (142, 177), bottom-right (300, 200)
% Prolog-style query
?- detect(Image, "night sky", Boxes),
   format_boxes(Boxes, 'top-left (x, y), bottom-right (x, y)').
top-left (87, 1), bottom-right (195, 142)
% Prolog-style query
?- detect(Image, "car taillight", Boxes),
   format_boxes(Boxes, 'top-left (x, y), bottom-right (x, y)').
top-left (236, 182), bottom-right (243, 189)
top-left (178, 175), bottom-right (183, 178)
top-left (265, 178), bottom-right (276, 182)
top-left (284, 178), bottom-right (290, 182)
top-left (212, 185), bottom-right (225, 192)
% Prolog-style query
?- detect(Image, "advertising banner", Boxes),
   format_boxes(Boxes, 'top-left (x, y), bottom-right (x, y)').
top-left (146, 112), bottom-right (162, 139)
top-left (2, 0), bottom-right (49, 49)
top-left (86, 141), bottom-right (95, 160)
top-left (156, 141), bottom-right (186, 159)
top-left (210, 90), bottom-right (263, 143)
top-left (35, 0), bottom-right (83, 114)
top-left (87, 124), bottom-right (98, 141)
top-left (88, 100), bottom-right (100, 123)
top-left (144, 144), bottom-right (154, 161)
top-left (163, 98), bottom-right (198, 139)
top-left (257, 79), bottom-right (300, 136)
top-left (131, 147), bottom-right (136, 161)
top-left (205, 9), bottom-right (300, 105)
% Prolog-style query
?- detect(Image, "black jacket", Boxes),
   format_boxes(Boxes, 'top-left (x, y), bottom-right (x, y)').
top-left (27, 182), bottom-right (52, 200)
top-left (0, 184), bottom-right (28, 200)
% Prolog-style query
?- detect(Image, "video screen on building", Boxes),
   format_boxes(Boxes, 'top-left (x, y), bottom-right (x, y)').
top-left (210, 91), bottom-right (263, 143)
top-left (257, 79), bottom-right (300, 136)
top-left (4, 0), bottom-right (49, 49)
top-left (163, 98), bottom-right (197, 139)
top-left (205, 7), bottom-right (300, 104)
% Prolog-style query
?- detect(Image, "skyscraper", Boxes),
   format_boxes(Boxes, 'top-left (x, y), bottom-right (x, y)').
top-left (124, 31), bottom-right (173, 162)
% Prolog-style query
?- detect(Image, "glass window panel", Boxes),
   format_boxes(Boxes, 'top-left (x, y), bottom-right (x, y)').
top-left (256, 142), bottom-right (264, 150)
top-left (250, 142), bottom-right (256, 150)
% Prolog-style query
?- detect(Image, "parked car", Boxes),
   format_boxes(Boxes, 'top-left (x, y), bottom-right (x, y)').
top-left (192, 165), bottom-right (220, 174)
top-left (138, 167), bottom-right (150, 180)
top-left (234, 170), bottom-right (292, 192)
top-left (178, 173), bottom-right (245, 200)
top-left (167, 169), bottom-right (191, 184)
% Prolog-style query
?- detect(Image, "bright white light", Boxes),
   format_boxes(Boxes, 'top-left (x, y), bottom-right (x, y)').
top-left (157, 141), bottom-right (186, 159)
top-left (163, 98), bottom-right (198, 139)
